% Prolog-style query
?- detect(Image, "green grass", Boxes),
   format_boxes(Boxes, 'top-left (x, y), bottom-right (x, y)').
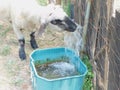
top-left (0, 25), bottom-right (3, 29)
top-left (5, 60), bottom-right (24, 86)
top-left (37, 0), bottom-right (71, 16)
top-left (0, 23), bottom-right (12, 56)
top-left (0, 24), bottom-right (10, 37)
top-left (37, 0), bottom-right (47, 5)
top-left (5, 60), bottom-right (18, 73)
top-left (0, 45), bottom-right (11, 56)
top-left (82, 55), bottom-right (94, 90)
top-left (0, 28), bottom-right (10, 37)
top-left (37, 0), bottom-right (71, 17)
top-left (62, 0), bottom-right (71, 16)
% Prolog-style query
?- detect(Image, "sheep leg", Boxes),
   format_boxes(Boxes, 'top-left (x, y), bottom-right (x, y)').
top-left (12, 25), bottom-right (26, 60)
top-left (30, 32), bottom-right (38, 49)
top-left (19, 39), bottom-right (26, 60)
top-left (30, 23), bottom-right (47, 49)
top-left (35, 23), bottom-right (48, 38)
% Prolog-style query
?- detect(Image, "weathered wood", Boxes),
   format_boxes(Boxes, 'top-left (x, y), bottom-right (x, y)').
top-left (62, 0), bottom-right (119, 89)
top-left (82, 0), bottom-right (91, 56)
top-left (56, 0), bottom-right (61, 4)
top-left (108, 11), bottom-right (120, 90)
top-left (48, 0), bottom-right (61, 4)
top-left (87, 0), bottom-right (119, 89)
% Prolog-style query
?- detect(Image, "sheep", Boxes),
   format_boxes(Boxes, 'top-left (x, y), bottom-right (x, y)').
top-left (0, 0), bottom-right (77, 60)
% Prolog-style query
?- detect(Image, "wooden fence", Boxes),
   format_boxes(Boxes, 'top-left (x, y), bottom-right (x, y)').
top-left (47, 0), bottom-right (119, 89)
top-left (57, 0), bottom-right (119, 90)
top-left (77, 0), bottom-right (119, 90)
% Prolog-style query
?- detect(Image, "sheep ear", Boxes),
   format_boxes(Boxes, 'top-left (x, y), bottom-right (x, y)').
top-left (49, 0), bottom-right (56, 4)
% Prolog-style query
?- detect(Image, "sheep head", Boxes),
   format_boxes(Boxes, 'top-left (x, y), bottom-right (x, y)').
top-left (47, 4), bottom-right (77, 32)
top-left (36, 3), bottom-right (77, 38)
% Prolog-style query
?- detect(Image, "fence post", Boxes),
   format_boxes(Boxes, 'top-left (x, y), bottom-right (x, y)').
top-left (82, 0), bottom-right (91, 57)
top-left (104, 0), bottom-right (112, 89)
top-left (56, 0), bottom-right (61, 5)
top-left (48, 0), bottom-right (61, 4)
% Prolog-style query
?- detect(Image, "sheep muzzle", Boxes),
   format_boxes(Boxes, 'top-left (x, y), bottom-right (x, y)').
top-left (50, 16), bottom-right (77, 32)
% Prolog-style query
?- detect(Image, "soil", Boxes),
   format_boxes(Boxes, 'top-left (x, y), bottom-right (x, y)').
top-left (0, 21), bottom-right (64, 90)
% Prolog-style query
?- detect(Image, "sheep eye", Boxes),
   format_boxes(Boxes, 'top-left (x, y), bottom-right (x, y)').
top-left (51, 19), bottom-right (62, 25)
top-left (55, 19), bottom-right (62, 23)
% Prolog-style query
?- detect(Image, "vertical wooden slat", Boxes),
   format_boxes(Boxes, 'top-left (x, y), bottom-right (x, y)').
top-left (48, 0), bottom-right (61, 4)
top-left (108, 10), bottom-right (120, 90)
top-left (56, 0), bottom-right (61, 5)
top-left (103, 0), bottom-right (111, 89)
top-left (82, 0), bottom-right (91, 56)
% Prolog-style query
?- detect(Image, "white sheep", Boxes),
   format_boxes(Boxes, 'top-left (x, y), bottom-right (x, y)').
top-left (0, 0), bottom-right (77, 60)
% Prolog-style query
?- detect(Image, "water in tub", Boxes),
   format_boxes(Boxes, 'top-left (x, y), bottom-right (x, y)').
top-left (35, 56), bottom-right (80, 79)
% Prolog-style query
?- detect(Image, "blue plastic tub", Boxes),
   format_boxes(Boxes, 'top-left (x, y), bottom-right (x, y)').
top-left (30, 47), bottom-right (87, 90)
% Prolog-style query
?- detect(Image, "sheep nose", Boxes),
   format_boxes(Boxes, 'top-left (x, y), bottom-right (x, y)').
top-left (68, 23), bottom-right (77, 32)
top-left (72, 24), bottom-right (77, 31)
top-left (64, 17), bottom-right (77, 32)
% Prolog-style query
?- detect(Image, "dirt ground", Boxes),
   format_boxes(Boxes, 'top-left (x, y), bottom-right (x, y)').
top-left (0, 21), bottom-right (64, 90)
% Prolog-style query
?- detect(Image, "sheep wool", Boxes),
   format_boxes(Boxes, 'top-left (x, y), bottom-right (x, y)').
top-left (0, 0), bottom-right (77, 60)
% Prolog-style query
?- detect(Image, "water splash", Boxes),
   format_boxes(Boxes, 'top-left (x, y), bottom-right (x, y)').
top-left (49, 62), bottom-right (76, 76)
top-left (64, 25), bottom-right (83, 56)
